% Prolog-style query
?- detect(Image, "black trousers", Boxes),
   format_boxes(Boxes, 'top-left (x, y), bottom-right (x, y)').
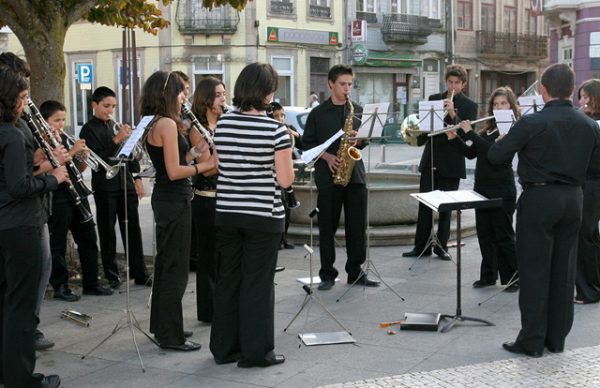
top-left (93, 190), bottom-right (147, 281)
top-left (192, 195), bottom-right (216, 323)
top-left (413, 168), bottom-right (460, 252)
top-left (149, 199), bottom-right (191, 346)
top-left (49, 199), bottom-right (100, 291)
top-left (210, 225), bottom-right (280, 365)
top-left (515, 185), bottom-right (581, 353)
top-left (0, 226), bottom-right (42, 388)
top-left (317, 183), bottom-right (367, 281)
top-left (474, 195), bottom-right (517, 284)
top-left (575, 180), bottom-right (600, 303)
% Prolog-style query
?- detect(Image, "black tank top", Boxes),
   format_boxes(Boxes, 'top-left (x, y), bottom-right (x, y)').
top-left (146, 131), bottom-right (192, 201)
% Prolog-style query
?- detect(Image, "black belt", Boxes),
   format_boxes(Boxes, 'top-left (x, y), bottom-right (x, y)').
top-left (521, 181), bottom-right (568, 190)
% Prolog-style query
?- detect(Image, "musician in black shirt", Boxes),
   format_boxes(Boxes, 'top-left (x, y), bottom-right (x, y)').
top-left (80, 87), bottom-right (150, 288)
top-left (0, 68), bottom-right (65, 388)
top-left (489, 64), bottom-right (600, 357)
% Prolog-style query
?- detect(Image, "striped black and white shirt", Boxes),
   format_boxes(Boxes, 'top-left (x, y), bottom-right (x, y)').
top-left (214, 111), bottom-right (291, 233)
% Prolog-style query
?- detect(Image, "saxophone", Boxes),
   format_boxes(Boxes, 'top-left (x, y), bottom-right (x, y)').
top-left (333, 96), bottom-right (362, 187)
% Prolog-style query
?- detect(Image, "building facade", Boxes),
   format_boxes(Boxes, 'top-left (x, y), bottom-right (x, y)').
top-left (544, 0), bottom-right (600, 95)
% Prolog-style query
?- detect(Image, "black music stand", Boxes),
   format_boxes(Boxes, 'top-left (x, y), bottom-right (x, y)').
top-left (411, 190), bottom-right (501, 333)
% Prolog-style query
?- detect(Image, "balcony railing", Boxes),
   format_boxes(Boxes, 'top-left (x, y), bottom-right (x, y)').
top-left (176, 2), bottom-right (239, 35)
top-left (356, 11), bottom-right (377, 24)
top-left (270, 1), bottom-right (294, 14)
top-left (309, 5), bottom-right (331, 18)
top-left (476, 30), bottom-right (548, 58)
top-left (382, 14), bottom-right (434, 44)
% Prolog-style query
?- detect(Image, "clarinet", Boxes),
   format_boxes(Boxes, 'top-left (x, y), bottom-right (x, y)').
top-left (181, 101), bottom-right (215, 151)
top-left (22, 111), bottom-right (94, 224)
top-left (27, 99), bottom-right (93, 197)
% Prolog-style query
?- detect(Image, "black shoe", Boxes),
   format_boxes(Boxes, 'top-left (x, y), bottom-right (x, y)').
top-left (34, 333), bottom-right (55, 351)
top-left (433, 248), bottom-right (451, 261)
top-left (283, 242), bottom-right (295, 249)
top-left (53, 286), bottom-right (80, 302)
top-left (473, 280), bottom-right (496, 288)
top-left (215, 353), bottom-right (241, 365)
top-left (318, 279), bottom-right (335, 291)
top-left (237, 352), bottom-right (285, 368)
top-left (275, 266), bottom-right (285, 272)
top-left (160, 340), bottom-right (201, 351)
top-left (109, 278), bottom-right (122, 289)
top-left (348, 274), bottom-right (380, 287)
top-left (184, 330), bottom-right (193, 338)
top-left (545, 344), bottom-right (564, 353)
top-left (402, 248), bottom-right (431, 257)
top-left (82, 285), bottom-right (114, 296)
top-left (134, 276), bottom-right (152, 286)
top-left (504, 283), bottom-right (519, 293)
top-left (33, 373), bottom-right (61, 388)
top-left (502, 341), bottom-right (543, 358)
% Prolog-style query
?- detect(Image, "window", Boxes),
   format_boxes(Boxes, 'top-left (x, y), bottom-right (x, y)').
top-left (504, 6), bottom-right (517, 34)
top-left (271, 56), bottom-right (294, 106)
top-left (357, 0), bottom-right (376, 13)
top-left (558, 37), bottom-right (574, 68)
top-left (457, 1), bottom-right (473, 31)
top-left (391, 0), bottom-right (419, 15)
top-left (309, 0), bottom-right (331, 18)
top-left (481, 3), bottom-right (495, 32)
top-left (526, 9), bottom-right (538, 35)
top-left (192, 55), bottom-right (224, 91)
top-left (270, 0), bottom-right (294, 15)
top-left (423, 0), bottom-right (441, 20)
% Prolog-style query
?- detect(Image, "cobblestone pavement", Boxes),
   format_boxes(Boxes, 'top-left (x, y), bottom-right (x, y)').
top-left (319, 345), bottom-right (600, 388)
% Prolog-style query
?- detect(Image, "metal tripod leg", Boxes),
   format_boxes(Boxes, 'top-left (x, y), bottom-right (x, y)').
top-left (336, 258), bottom-right (405, 302)
top-left (478, 271), bottom-right (520, 306)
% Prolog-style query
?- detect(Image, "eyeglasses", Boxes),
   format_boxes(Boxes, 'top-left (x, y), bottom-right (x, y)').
top-left (163, 72), bottom-right (172, 92)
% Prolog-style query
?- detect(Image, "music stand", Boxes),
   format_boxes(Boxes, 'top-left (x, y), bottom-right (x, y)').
top-left (409, 103), bottom-right (450, 270)
top-left (284, 162), bottom-right (353, 344)
top-left (82, 118), bottom-right (158, 372)
top-left (412, 190), bottom-right (501, 332)
top-left (336, 106), bottom-right (405, 302)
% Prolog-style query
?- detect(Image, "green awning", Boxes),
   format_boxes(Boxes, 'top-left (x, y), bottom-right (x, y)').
top-left (364, 51), bottom-right (421, 68)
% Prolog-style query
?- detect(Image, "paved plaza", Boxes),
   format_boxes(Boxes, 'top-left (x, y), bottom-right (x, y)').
top-left (30, 144), bottom-right (600, 387)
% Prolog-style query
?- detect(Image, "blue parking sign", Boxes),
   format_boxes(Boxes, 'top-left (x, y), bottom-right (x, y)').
top-left (77, 64), bottom-right (93, 84)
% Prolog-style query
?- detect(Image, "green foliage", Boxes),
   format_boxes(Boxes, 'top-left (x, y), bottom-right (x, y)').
top-left (84, 0), bottom-right (174, 35)
top-left (202, 0), bottom-right (252, 11)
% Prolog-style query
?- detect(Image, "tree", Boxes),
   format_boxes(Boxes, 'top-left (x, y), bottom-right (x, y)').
top-left (0, 0), bottom-right (250, 103)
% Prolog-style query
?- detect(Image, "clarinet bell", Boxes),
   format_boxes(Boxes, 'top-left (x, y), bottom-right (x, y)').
top-left (284, 186), bottom-right (300, 209)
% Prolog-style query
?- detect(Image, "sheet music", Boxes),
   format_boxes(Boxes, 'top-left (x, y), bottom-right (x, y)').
top-left (300, 129), bottom-right (344, 165)
top-left (418, 100), bottom-right (444, 132)
top-left (117, 115), bottom-right (154, 158)
top-left (411, 190), bottom-right (487, 212)
top-left (357, 102), bottom-right (389, 138)
top-left (518, 95), bottom-right (545, 116)
top-left (493, 109), bottom-right (516, 134)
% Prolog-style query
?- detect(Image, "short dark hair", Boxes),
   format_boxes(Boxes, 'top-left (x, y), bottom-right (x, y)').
top-left (233, 63), bottom-right (278, 112)
top-left (40, 100), bottom-right (67, 120)
top-left (541, 64), bottom-right (574, 99)
top-left (578, 79), bottom-right (600, 120)
top-left (0, 52), bottom-right (31, 78)
top-left (267, 101), bottom-right (284, 118)
top-left (0, 68), bottom-right (29, 124)
top-left (173, 70), bottom-right (190, 83)
top-left (140, 71), bottom-right (186, 135)
top-left (191, 76), bottom-right (226, 127)
top-left (328, 64), bottom-right (353, 83)
top-left (92, 86), bottom-right (116, 104)
top-left (445, 64), bottom-right (468, 83)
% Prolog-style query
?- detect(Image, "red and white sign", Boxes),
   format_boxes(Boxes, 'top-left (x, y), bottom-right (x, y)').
top-left (351, 20), bottom-right (367, 42)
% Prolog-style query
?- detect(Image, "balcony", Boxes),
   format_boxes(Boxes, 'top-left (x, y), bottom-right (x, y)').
top-left (176, 2), bottom-right (239, 35)
top-left (476, 31), bottom-right (548, 58)
top-left (309, 5), bottom-right (331, 19)
top-left (382, 14), bottom-right (434, 44)
top-left (356, 11), bottom-right (377, 24)
top-left (270, 1), bottom-right (294, 15)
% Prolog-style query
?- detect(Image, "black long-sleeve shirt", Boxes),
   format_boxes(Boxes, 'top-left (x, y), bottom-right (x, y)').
top-left (488, 100), bottom-right (600, 186)
top-left (79, 116), bottom-right (139, 193)
top-left (464, 130), bottom-right (516, 195)
top-left (302, 98), bottom-right (366, 190)
top-left (0, 123), bottom-right (57, 230)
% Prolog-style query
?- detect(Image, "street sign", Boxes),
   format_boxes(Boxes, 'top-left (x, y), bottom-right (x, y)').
top-left (77, 63), bottom-right (93, 88)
